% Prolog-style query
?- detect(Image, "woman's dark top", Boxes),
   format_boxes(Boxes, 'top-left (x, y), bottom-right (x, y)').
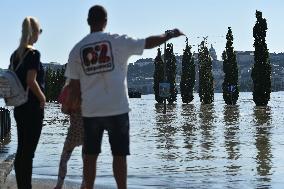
top-left (10, 48), bottom-right (45, 106)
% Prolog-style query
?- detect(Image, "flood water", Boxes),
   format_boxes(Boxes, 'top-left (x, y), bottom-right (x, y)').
top-left (2, 92), bottom-right (284, 188)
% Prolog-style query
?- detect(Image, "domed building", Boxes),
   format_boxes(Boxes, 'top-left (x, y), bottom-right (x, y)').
top-left (209, 44), bottom-right (218, 61)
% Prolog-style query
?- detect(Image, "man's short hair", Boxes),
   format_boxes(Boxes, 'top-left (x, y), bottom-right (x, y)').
top-left (87, 5), bottom-right (107, 26)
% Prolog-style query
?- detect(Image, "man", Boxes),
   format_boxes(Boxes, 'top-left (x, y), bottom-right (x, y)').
top-left (65, 5), bottom-right (184, 189)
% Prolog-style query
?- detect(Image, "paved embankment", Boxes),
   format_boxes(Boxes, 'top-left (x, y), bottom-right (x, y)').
top-left (0, 156), bottom-right (82, 189)
top-left (1, 175), bottom-right (82, 189)
top-left (0, 154), bottom-right (15, 184)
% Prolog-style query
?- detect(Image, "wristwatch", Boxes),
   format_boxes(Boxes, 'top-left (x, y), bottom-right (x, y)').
top-left (165, 29), bottom-right (176, 39)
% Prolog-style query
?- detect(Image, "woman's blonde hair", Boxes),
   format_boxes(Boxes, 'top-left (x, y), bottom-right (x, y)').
top-left (16, 16), bottom-right (40, 60)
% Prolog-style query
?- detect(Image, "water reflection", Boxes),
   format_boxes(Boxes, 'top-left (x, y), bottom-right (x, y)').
top-left (0, 134), bottom-right (11, 154)
top-left (223, 105), bottom-right (241, 177)
top-left (181, 104), bottom-right (197, 158)
top-left (224, 105), bottom-right (240, 126)
top-left (223, 105), bottom-right (240, 160)
top-left (199, 104), bottom-right (215, 159)
top-left (253, 106), bottom-right (273, 188)
top-left (154, 103), bottom-right (178, 160)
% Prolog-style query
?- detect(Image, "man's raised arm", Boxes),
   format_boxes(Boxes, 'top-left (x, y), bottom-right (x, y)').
top-left (145, 29), bottom-right (185, 49)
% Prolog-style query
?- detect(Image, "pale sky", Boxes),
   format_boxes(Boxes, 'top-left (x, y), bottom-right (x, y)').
top-left (0, 0), bottom-right (283, 68)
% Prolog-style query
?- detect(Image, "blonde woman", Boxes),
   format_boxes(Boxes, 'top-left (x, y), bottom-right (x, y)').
top-left (10, 16), bottom-right (45, 189)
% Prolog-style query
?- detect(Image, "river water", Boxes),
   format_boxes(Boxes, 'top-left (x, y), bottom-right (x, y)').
top-left (1, 92), bottom-right (284, 188)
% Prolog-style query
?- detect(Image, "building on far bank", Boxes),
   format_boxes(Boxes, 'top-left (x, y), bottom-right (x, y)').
top-left (134, 58), bottom-right (153, 67)
top-left (127, 49), bottom-right (284, 94)
top-left (209, 44), bottom-right (218, 61)
top-left (42, 62), bottom-right (64, 71)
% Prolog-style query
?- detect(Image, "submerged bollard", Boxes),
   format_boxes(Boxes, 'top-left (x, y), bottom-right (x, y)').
top-left (0, 108), bottom-right (11, 141)
top-left (0, 108), bottom-right (3, 140)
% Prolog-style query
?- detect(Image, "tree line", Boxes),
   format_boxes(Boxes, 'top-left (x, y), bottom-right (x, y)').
top-left (153, 10), bottom-right (271, 106)
top-left (45, 67), bottom-right (66, 102)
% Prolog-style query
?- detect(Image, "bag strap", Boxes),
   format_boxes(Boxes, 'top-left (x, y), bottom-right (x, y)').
top-left (10, 49), bottom-right (32, 72)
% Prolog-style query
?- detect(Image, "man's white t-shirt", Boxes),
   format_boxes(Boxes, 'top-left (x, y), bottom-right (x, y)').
top-left (65, 32), bottom-right (145, 117)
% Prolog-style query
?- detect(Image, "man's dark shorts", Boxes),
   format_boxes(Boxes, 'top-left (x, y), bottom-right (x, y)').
top-left (83, 113), bottom-right (130, 156)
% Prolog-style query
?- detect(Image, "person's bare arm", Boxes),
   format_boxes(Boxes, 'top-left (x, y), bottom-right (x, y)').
top-left (145, 29), bottom-right (185, 49)
top-left (26, 70), bottom-right (46, 108)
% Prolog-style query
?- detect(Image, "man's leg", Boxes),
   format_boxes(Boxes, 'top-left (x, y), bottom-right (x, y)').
top-left (83, 116), bottom-right (104, 189)
top-left (113, 156), bottom-right (127, 189)
top-left (107, 113), bottom-right (130, 189)
top-left (83, 154), bottom-right (98, 189)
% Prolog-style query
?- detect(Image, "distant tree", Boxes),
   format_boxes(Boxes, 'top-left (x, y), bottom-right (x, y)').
top-left (55, 67), bottom-right (66, 99)
top-left (198, 39), bottom-right (214, 104)
top-left (45, 67), bottom-right (66, 102)
top-left (165, 43), bottom-right (178, 104)
top-left (54, 69), bottom-right (60, 100)
top-left (153, 48), bottom-right (164, 103)
top-left (251, 10), bottom-right (271, 106)
top-left (50, 69), bottom-right (57, 102)
top-left (222, 27), bottom-right (239, 105)
top-left (180, 37), bottom-right (195, 103)
top-left (45, 67), bottom-right (52, 102)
